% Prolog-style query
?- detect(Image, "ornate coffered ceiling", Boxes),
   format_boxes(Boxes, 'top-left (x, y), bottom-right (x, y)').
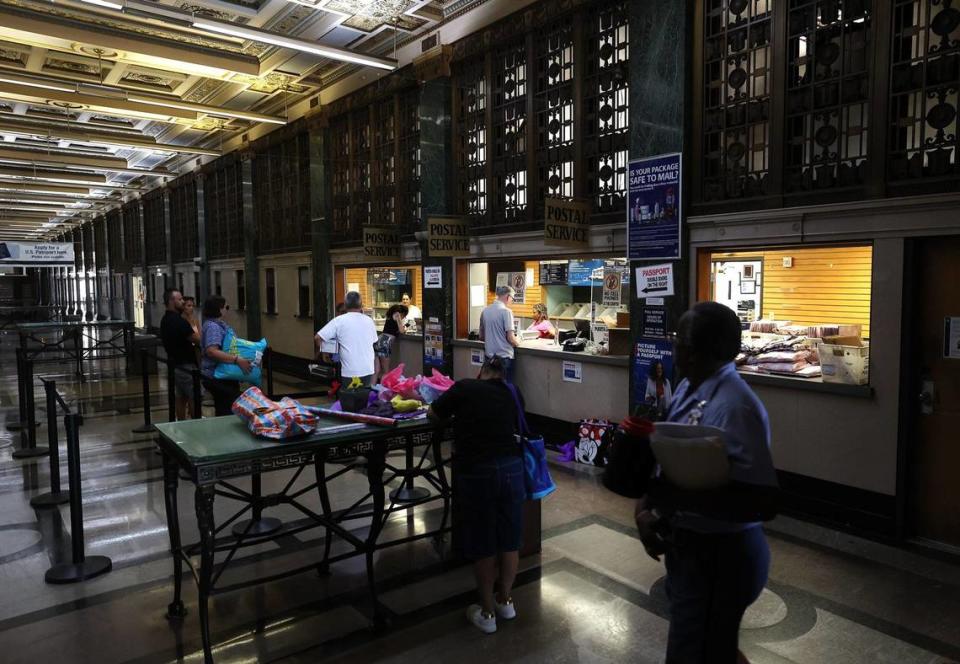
top-left (0, 0), bottom-right (498, 238)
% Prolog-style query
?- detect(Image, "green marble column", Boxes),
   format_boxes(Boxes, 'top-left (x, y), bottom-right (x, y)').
top-left (418, 75), bottom-right (455, 377)
top-left (627, 0), bottom-right (692, 411)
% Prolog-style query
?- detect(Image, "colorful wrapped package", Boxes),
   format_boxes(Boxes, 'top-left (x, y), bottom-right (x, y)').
top-left (419, 369), bottom-right (455, 404)
top-left (214, 329), bottom-right (267, 386)
top-left (232, 386), bottom-right (318, 440)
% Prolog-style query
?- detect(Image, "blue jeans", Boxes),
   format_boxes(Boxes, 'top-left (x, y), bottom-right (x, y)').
top-left (664, 526), bottom-right (770, 664)
top-left (455, 456), bottom-right (524, 559)
top-left (486, 355), bottom-right (515, 383)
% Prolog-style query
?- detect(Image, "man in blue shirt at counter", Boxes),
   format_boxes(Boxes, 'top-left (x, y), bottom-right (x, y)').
top-left (635, 301), bottom-right (778, 664)
top-left (479, 285), bottom-right (520, 382)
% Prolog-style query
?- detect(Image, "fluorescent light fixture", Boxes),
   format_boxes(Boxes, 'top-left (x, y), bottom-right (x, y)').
top-left (0, 181), bottom-right (90, 195)
top-left (0, 74), bottom-right (75, 94)
top-left (128, 95), bottom-right (286, 125)
top-left (191, 20), bottom-right (397, 71)
top-left (78, 0), bottom-right (125, 11)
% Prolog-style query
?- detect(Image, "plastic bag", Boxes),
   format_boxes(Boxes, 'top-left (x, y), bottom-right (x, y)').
top-left (419, 369), bottom-right (454, 404)
top-left (214, 329), bottom-right (267, 386)
top-left (393, 375), bottom-right (423, 400)
top-left (390, 395), bottom-right (422, 413)
top-left (380, 364), bottom-right (406, 391)
top-left (232, 387), bottom-right (317, 440)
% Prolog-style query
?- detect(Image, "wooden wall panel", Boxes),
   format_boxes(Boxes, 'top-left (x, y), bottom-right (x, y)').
top-left (711, 245), bottom-right (873, 337)
top-left (486, 260), bottom-right (543, 320)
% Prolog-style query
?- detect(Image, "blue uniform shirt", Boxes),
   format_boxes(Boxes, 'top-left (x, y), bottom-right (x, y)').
top-left (665, 362), bottom-right (777, 533)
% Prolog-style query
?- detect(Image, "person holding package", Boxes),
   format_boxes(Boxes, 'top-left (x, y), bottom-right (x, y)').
top-left (314, 291), bottom-right (378, 386)
top-left (635, 301), bottom-right (778, 664)
top-left (428, 357), bottom-right (525, 635)
top-left (200, 295), bottom-right (251, 416)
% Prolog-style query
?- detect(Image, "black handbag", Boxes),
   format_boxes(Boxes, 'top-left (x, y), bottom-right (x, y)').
top-left (601, 416), bottom-right (658, 498)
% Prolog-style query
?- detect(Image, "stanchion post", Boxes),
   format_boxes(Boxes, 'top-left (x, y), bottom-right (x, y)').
top-left (166, 358), bottom-right (176, 423)
top-left (191, 368), bottom-right (202, 420)
top-left (390, 440), bottom-right (430, 503)
top-left (31, 379), bottom-right (70, 507)
top-left (45, 412), bottom-right (112, 584)
top-left (10, 348), bottom-right (26, 432)
top-left (132, 349), bottom-right (156, 434)
top-left (13, 354), bottom-right (48, 459)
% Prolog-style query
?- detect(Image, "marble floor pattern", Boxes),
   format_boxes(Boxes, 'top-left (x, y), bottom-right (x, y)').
top-left (0, 332), bottom-right (958, 663)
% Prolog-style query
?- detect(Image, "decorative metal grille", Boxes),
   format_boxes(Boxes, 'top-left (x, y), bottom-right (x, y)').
top-left (143, 192), bottom-right (167, 265)
top-left (351, 109), bottom-right (373, 231)
top-left (397, 87), bottom-right (421, 231)
top-left (82, 223), bottom-right (94, 272)
top-left (536, 22), bottom-right (575, 207)
top-left (168, 177), bottom-right (198, 263)
top-left (455, 58), bottom-right (488, 224)
top-left (122, 202), bottom-right (142, 267)
top-left (492, 41), bottom-right (529, 225)
top-left (330, 114), bottom-right (354, 242)
top-left (702, 0), bottom-right (773, 201)
top-left (584, 0), bottom-right (630, 214)
top-left (107, 208), bottom-right (125, 272)
top-left (785, 0), bottom-right (872, 193)
top-left (889, 0), bottom-right (960, 183)
top-left (373, 97), bottom-right (396, 227)
top-left (205, 159), bottom-right (245, 259)
top-left (93, 216), bottom-right (107, 271)
top-left (253, 131), bottom-right (311, 254)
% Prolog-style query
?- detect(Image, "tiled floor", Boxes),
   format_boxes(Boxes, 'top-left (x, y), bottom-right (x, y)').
top-left (0, 330), bottom-right (958, 663)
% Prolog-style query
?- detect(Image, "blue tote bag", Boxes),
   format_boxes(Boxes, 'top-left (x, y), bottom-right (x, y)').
top-left (506, 383), bottom-right (556, 501)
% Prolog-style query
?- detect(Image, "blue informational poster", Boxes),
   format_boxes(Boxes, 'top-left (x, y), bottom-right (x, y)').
top-left (627, 153), bottom-right (682, 260)
top-left (632, 338), bottom-right (675, 414)
top-left (567, 259), bottom-right (604, 286)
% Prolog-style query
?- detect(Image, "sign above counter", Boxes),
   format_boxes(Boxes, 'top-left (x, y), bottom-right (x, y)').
top-left (544, 198), bottom-right (590, 248)
top-left (0, 241), bottom-right (74, 266)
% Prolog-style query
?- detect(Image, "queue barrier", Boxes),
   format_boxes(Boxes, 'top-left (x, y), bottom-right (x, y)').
top-left (11, 349), bottom-right (48, 459)
top-left (37, 379), bottom-right (112, 584)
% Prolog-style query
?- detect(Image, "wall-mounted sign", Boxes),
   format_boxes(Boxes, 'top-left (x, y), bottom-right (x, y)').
top-left (642, 306), bottom-right (667, 338)
top-left (562, 360), bottom-right (582, 383)
top-left (424, 265), bottom-right (443, 288)
top-left (510, 271), bottom-right (527, 304)
top-left (363, 226), bottom-right (400, 259)
top-left (602, 267), bottom-right (623, 306)
top-left (627, 152), bottom-right (681, 260)
top-left (427, 215), bottom-right (470, 257)
top-left (635, 263), bottom-right (675, 299)
top-left (470, 349), bottom-right (484, 366)
top-left (0, 242), bottom-right (74, 266)
top-left (544, 198), bottom-right (590, 248)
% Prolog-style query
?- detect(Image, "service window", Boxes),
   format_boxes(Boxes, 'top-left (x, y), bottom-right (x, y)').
top-left (337, 264), bottom-right (423, 331)
top-left (297, 267), bottom-right (310, 317)
top-left (265, 268), bottom-right (277, 314)
top-left (700, 244), bottom-right (872, 385)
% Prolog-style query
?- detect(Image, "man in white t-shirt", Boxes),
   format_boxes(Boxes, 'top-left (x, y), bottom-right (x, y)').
top-left (315, 291), bottom-right (378, 385)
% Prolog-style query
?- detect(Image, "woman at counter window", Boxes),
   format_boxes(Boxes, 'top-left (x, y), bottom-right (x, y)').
top-left (401, 293), bottom-right (421, 332)
top-left (526, 303), bottom-right (556, 340)
top-left (373, 304), bottom-right (407, 385)
top-left (644, 360), bottom-right (673, 413)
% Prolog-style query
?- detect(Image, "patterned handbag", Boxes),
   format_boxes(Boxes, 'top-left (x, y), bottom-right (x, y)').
top-left (232, 386), bottom-right (317, 440)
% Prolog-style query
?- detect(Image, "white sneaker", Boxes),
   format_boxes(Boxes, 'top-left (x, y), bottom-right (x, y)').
top-left (495, 598), bottom-right (516, 620)
top-left (465, 604), bottom-right (497, 634)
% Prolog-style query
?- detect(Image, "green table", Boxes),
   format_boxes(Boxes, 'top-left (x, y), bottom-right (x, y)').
top-left (155, 415), bottom-right (451, 664)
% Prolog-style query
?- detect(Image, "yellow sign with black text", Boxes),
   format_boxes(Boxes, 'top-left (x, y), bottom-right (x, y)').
top-left (427, 216), bottom-right (470, 257)
top-left (363, 226), bottom-right (401, 259)
top-left (544, 198), bottom-right (590, 248)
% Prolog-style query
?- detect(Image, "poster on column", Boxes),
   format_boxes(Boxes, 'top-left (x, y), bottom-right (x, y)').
top-left (424, 265), bottom-right (442, 289)
top-left (632, 338), bottom-right (674, 412)
top-left (627, 153), bottom-right (681, 260)
top-left (424, 320), bottom-right (445, 369)
top-left (602, 266), bottom-right (623, 306)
